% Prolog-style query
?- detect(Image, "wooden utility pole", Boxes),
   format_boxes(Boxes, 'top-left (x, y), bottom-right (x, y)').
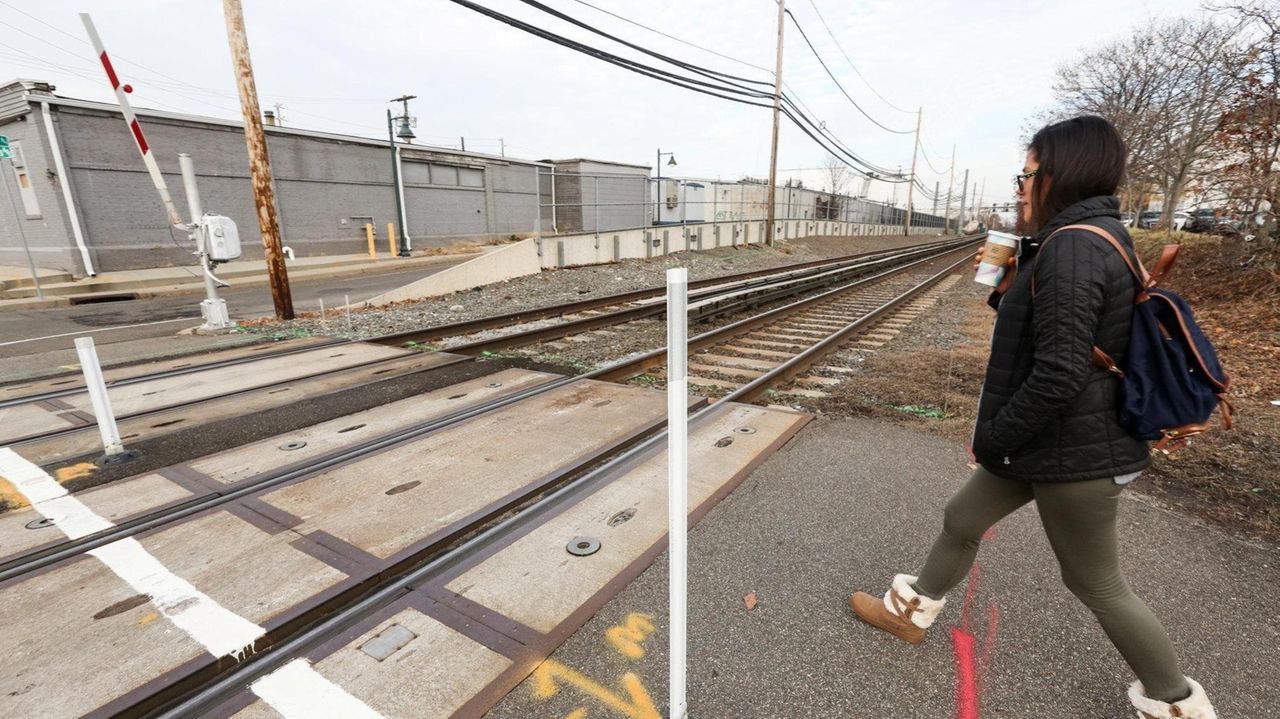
top-left (903, 107), bottom-right (921, 236)
top-left (943, 144), bottom-right (955, 234)
top-left (764, 0), bottom-right (786, 248)
top-left (958, 168), bottom-right (970, 232)
top-left (222, 0), bottom-right (293, 319)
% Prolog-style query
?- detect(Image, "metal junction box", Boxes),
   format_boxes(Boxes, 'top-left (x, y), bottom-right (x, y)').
top-left (200, 214), bottom-right (242, 261)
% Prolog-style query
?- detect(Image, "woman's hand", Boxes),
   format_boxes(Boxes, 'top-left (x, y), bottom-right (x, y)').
top-left (995, 256), bottom-right (1018, 294)
top-left (975, 247), bottom-right (1018, 294)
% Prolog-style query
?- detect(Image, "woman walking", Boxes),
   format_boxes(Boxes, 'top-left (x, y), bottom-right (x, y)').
top-left (849, 116), bottom-right (1217, 719)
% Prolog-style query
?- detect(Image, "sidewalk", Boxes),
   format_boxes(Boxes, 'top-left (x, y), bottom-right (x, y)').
top-left (485, 417), bottom-right (1280, 718)
top-left (0, 249), bottom-right (487, 310)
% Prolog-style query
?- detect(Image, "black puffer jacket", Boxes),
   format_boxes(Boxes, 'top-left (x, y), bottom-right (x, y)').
top-left (972, 196), bottom-right (1150, 482)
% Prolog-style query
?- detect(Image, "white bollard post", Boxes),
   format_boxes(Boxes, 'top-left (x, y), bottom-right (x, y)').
top-left (666, 267), bottom-right (689, 719)
top-left (74, 336), bottom-right (123, 457)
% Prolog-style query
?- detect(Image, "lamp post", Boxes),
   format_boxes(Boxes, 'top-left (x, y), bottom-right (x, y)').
top-left (655, 148), bottom-right (677, 224)
top-left (387, 95), bottom-right (417, 258)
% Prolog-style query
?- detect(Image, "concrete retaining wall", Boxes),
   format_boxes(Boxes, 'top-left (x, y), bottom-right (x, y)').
top-left (362, 218), bottom-right (938, 305)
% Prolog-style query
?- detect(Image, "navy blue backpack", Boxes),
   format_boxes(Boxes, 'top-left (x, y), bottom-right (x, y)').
top-left (1043, 224), bottom-right (1234, 454)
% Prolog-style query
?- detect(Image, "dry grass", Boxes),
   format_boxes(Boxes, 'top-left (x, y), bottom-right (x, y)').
top-left (813, 234), bottom-right (1280, 543)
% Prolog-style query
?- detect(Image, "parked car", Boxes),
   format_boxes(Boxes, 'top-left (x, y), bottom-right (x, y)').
top-left (1138, 211), bottom-right (1190, 230)
top-left (1186, 208), bottom-right (1219, 234)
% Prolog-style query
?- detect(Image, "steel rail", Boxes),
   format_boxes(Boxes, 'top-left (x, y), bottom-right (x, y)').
top-left (0, 237), bottom-right (982, 587)
top-left (5, 238), bottom-right (974, 449)
top-left (148, 238), bottom-right (986, 719)
top-left (0, 236), bottom-right (971, 409)
top-left (593, 237), bottom-right (984, 382)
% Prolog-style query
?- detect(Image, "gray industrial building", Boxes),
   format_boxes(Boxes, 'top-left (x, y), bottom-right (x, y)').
top-left (542, 158), bottom-right (650, 234)
top-left (0, 79), bottom-right (549, 275)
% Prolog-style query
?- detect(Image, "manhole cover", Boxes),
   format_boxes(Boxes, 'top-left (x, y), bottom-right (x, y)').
top-left (733, 426), bottom-right (757, 435)
top-left (25, 517), bottom-right (56, 530)
top-left (566, 536), bottom-right (601, 556)
top-left (279, 440), bottom-right (307, 451)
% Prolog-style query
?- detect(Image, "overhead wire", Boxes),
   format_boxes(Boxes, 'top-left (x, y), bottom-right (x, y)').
top-left (783, 9), bottom-right (914, 136)
top-left (563, 0), bottom-right (901, 177)
top-left (449, 0), bottom-right (910, 181)
top-left (803, 0), bottom-right (914, 115)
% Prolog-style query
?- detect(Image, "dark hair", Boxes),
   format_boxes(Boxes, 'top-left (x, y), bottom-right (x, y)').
top-left (1027, 115), bottom-right (1127, 231)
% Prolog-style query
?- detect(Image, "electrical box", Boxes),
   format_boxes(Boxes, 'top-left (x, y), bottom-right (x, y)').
top-left (200, 214), bottom-right (241, 261)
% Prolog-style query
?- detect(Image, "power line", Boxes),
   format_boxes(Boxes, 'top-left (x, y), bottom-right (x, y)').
top-left (783, 9), bottom-right (914, 135)
top-left (803, 0), bottom-right (914, 115)
top-left (549, 0), bottom-right (905, 178)
top-left (566, 0), bottom-right (774, 75)
top-left (448, 0), bottom-right (908, 181)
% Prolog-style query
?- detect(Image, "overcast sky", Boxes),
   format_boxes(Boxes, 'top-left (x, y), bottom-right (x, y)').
top-left (1, 0), bottom-right (1206, 210)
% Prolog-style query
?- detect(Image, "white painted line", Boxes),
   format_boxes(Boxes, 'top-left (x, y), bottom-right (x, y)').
top-left (252, 660), bottom-right (387, 719)
top-left (0, 447), bottom-right (387, 718)
top-left (0, 317), bottom-right (199, 348)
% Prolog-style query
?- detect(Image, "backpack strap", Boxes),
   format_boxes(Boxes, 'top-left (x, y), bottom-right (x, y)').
top-left (1031, 223), bottom-right (1151, 378)
top-left (1036, 223), bottom-right (1152, 300)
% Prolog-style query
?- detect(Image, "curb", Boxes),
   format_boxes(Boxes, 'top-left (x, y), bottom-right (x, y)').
top-left (0, 252), bottom-right (482, 311)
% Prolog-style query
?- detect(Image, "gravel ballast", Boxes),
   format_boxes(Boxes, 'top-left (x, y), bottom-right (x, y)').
top-left (237, 234), bottom-right (950, 342)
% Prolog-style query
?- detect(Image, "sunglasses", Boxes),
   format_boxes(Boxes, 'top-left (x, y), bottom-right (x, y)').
top-left (1013, 170), bottom-right (1039, 192)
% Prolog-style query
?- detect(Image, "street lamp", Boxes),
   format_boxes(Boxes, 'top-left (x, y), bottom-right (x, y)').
top-left (387, 94), bottom-right (417, 258)
top-left (655, 148), bottom-right (677, 224)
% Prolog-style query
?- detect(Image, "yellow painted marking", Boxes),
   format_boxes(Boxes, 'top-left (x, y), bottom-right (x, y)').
top-left (605, 613), bottom-right (655, 660)
top-left (138, 612), bottom-right (161, 627)
top-left (0, 473), bottom-right (30, 510)
top-left (60, 364), bottom-right (80, 370)
top-left (1, 460), bottom-right (97, 509)
top-left (564, 710), bottom-right (588, 719)
top-left (55, 462), bottom-right (97, 483)
top-left (530, 659), bottom-right (659, 719)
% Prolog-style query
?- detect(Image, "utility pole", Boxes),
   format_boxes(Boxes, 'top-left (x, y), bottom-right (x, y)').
top-left (943, 145), bottom-right (955, 234)
top-left (273, 102), bottom-right (284, 126)
top-left (499, 137), bottom-right (505, 157)
top-left (976, 177), bottom-right (985, 222)
top-left (903, 107), bottom-right (921, 236)
top-left (958, 168), bottom-right (969, 232)
top-left (764, 0), bottom-right (786, 248)
top-left (388, 95), bottom-right (416, 258)
top-left (222, 0), bottom-right (293, 319)
top-left (932, 181), bottom-right (939, 217)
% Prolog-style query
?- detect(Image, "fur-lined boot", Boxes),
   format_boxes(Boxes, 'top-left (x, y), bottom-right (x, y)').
top-left (848, 574), bottom-right (946, 644)
top-left (1129, 677), bottom-right (1217, 719)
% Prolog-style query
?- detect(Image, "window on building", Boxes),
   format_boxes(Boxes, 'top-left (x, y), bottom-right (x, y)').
top-left (401, 161), bottom-right (430, 184)
top-left (429, 164), bottom-right (458, 186)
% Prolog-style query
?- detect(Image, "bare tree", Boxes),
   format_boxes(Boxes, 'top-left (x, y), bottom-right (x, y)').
top-left (1206, 1), bottom-right (1279, 249)
top-left (1049, 16), bottom-right (1248, 228)
top-left (821, 154), bottom-right (851, 196)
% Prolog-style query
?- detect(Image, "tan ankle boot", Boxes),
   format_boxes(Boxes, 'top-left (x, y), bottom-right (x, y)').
top-left (1129, 678), bottom-right (1217, 719)
top-left (849, 574), bottom-right (946, 644)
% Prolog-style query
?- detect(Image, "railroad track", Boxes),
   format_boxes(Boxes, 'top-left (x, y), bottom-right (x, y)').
top-left (0, 235), bottom-right (973, 410)
top-left (0, 236), bottom-right (978, 455)
top-left (1, 236), bottom-right (982, 584)
top-left (0, 235), bottom-right (982, 718)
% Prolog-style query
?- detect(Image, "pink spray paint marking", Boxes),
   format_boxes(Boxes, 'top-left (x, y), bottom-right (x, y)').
top-left (951, 627), bottom-right (980, 719)
top-left (951, 527), bottom-right (1002, 719)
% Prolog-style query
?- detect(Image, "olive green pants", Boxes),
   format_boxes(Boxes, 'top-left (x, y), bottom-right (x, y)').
top-left (914, 467), bottom-right (1190, 702)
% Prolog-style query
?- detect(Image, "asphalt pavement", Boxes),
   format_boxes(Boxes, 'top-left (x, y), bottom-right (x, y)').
top-left (0, 261), bottom-right (461, 380)
top-left (485, 417), bottom-right (1280, 719)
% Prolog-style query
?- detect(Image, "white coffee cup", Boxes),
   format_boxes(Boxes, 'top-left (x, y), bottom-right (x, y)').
top-left (974, 231), bottom-right (1020, 287)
